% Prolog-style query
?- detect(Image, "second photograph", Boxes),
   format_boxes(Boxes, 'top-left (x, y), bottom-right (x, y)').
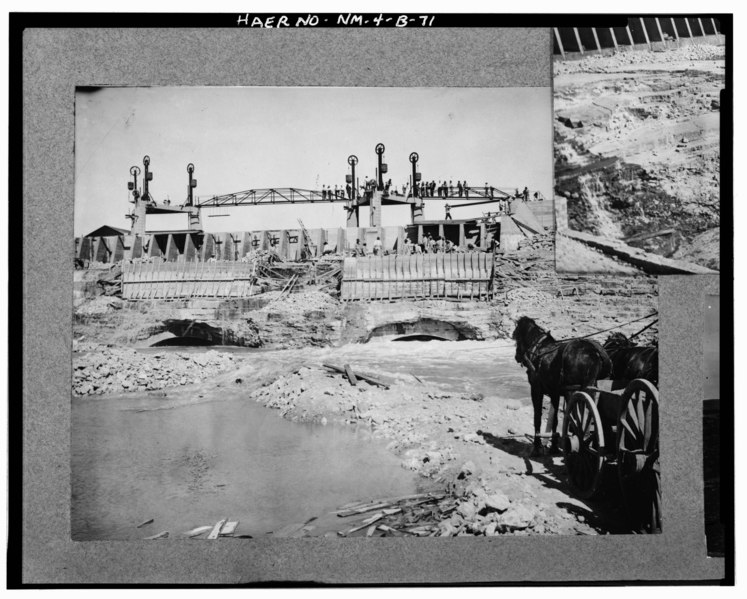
top-left (553, 18), bottom-right (723, 276)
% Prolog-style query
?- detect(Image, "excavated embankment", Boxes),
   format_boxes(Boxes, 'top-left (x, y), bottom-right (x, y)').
top-left (554, 45), bottom-right (723, 270)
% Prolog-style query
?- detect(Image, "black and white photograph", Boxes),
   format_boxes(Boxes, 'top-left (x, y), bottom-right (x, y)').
top-left (12, 13), bottom-right (732, 587)
top-left (71, 83), bottom-right (666, 541)
top-left (553, 19), bottom-right (723, 275)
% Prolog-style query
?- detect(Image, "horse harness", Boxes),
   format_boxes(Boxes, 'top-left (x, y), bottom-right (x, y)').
top-left (521, 332), bottom-right (553, 375)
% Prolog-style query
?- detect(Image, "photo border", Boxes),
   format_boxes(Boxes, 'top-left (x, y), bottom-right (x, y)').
top-left (10, 13), bottom-right (732, 586)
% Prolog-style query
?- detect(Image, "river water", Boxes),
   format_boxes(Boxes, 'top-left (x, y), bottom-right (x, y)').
top-left (72, 340), bottom-right (529, 540)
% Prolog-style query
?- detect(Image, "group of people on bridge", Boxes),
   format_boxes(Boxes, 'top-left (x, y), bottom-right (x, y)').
top-left (320, 179), bottom-right (542, 206)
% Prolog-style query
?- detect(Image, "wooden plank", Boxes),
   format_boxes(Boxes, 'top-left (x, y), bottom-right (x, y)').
top-left (407, 253), bottom-right (413, 298)
top-left (343, 513), bottom-right (385, 535)
top-left (164, 262), bottom-right (173, 300)
top-left (200, 259), bottom-right (208, 297)
top-left (136, 261), bottom-right (143, 299)
top-left (183, 525), bottom-right (212, 538)
top-left (344, 363), bottom-right (358, 386)
top-left (220, 521), bottom-right (239, 536)
top-left (158, 259), bottom-right (166, 299)
top-left (128, 261), bottom-right (135, 300)
top-left (323, 364), bottom-right (389, 389)
top-left (419, 254), bottom-right (426, 298)
top-left (387, 255), bottom-right (392, 301)
top-left (143, 260), bottom-right (151, 300)
top-left (144, 260), bottom-right (151, 299)
top-left (383, 256), bottom-right (388, 300)
top-left (367, 255), bottom-right (372, 301)
top-left (213, 261), bottom-right (220, 296)
top-left (469, 253), bottom-right (475, 300)
top-left (207, 519), bottom-right (227, 540)
top-left (214, 262), bottom-right (221, 298)
top-left (151, 258), bottom-right (159, 299)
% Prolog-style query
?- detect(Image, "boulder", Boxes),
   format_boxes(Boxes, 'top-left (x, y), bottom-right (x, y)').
top-left (484, 492), bottom-right (511, 513)
top-left (457, 501), bottom-right (477, 520)
top-left (499, 504), bottom-right (535, 531)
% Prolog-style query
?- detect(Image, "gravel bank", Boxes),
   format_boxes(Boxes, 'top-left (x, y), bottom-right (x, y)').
top-left (73, 346), bottom-right (241, 396)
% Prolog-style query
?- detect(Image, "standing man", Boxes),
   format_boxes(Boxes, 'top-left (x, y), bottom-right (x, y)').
top-left (346, 182), bottom-right (352, 199)
top-left (457, 181), bottom-right (463, 197)
top-left (445, 203), bottom-right (452, 220)
top-left (464, 181), bottom-right (469, 199)
top-left (523, 187), bottom-right (529, 202)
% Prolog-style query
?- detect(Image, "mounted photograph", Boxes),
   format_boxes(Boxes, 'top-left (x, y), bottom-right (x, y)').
top-left (72, 85), bottom-right (660, 541)
top-left (553, 18), bottom-right (723, 275)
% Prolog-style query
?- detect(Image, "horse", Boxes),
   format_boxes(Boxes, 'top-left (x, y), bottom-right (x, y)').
top-left (602, 332), bottom-right (658, 390)
top-left (512, 316), bottom-right (613, 456)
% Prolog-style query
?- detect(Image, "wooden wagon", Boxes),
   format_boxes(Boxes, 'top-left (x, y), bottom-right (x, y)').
top-left (561, 379), bottom-right (661, 534)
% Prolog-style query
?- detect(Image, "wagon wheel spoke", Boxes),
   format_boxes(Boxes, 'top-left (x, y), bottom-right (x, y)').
top-left (563, 392), bottom-right (605, 500)
top-left (582, 407), bottom-right (593, 436)
top-left (626, 398), bottom-right (641, 441)
top-left (643, 399), bottom-right (652, 445)
top-left (620, 418), bottom-right (637, 444)
top-left (636, 391), bottom-right (646, 438)
top-left (616, 380), bottom-right (660, 534)
top-left (572, 401), bottom-right (584, 432)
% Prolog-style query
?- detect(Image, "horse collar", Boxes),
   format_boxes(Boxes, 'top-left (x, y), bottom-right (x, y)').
top-left (523, 332), bottom-right (550, 369)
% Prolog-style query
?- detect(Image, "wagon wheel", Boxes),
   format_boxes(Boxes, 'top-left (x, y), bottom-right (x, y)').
top-left (562, 391), bottom-right (605, 499)
top-left (616, 379), bottom-right (661, 534)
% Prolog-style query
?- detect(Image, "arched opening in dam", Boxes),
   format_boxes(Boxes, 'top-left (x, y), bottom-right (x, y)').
top-left (365, 318), bottom-right (479, 343)
top-left (150, 336), bottom-right (214, 347)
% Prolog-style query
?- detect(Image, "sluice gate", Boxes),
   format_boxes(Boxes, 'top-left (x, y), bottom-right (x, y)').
top-left (341, 254), bottom-right (494, 302)
top-left (121, 261), bottom-right (257, 300)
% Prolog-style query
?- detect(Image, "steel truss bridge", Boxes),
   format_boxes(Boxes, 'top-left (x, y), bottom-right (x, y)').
top-left (196, 186), bottom-right (518, 207)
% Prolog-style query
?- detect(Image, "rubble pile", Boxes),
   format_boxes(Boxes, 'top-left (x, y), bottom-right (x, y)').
top-left (326, 479), bottom-right (581, 537)
top-left (554, 44), bottom-right (725, 75)
top-left (73, 347), bottom-right (240, 396)
top-left (75, 295), bottom-right (125, 316)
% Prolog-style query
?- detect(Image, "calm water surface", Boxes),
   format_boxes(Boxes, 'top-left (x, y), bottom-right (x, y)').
top-left (72, 340), bottom-right (529, 540)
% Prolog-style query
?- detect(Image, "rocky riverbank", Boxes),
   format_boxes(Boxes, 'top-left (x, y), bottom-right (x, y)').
top-left (73, 345), bottom-right (240, 396)
top-left (241, 360), bottom-right (623, 536)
